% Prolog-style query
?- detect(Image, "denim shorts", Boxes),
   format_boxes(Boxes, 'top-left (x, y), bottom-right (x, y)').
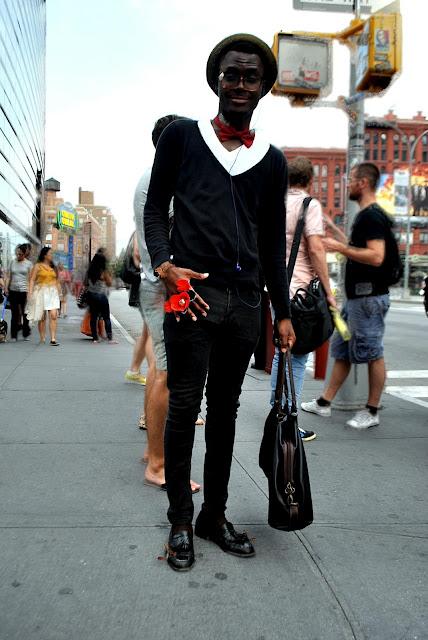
top-left (330, 294), bottom-right (390, 364)
top-left (138, 278), bottom-right (167, 370)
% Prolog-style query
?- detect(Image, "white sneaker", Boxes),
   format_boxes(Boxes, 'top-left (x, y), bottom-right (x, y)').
top-left (346, 409), bottom-right (379, 429)
top-left (301, 398), bottom-right (331, 418)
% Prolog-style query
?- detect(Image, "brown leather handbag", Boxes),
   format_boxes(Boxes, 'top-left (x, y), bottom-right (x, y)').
top-left (259, 349), bottom-right (313, 531)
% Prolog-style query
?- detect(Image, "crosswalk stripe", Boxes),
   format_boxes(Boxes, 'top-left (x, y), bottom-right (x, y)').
top-left (387, 370), bottom-right (428, 379)
top-left (385, 388), bottom-right (428, 410)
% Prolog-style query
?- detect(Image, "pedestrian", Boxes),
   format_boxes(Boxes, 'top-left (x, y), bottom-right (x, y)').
top-left (57, 263), bottom-right (71, 318)
top-left (27, 247), bottom-right (61, 345)
top-left (4, 244), bottom-right (32, 341)
top-left (144, 35), bottom-right (295, 571)
top-left (124, 232), bottom-right (148, 386)
top-left (423, 275), bottom-right (428, 317)
top-left (270, 157), bottom-right (336, 441)
top-left (85, 250), bottom-right (118, 344)
top-left (135, 114), bottom-right (201, 494)
top-left (302, 162), bottom-right (391, 429)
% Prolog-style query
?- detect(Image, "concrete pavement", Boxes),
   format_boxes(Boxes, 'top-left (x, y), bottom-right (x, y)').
top-left (0, 294), bottom-right (426, 640)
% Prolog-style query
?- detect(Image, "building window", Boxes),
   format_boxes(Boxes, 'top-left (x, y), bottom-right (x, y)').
top-left (365, 133), bottom-right (370, 145)
top-left (334, 199), bottom-right (340, 208)
top-left (321, 181), bottom-right (327, 192)
top-left (334, 165), bottom-right (340, 176)
top-left (381, 166), bottom-right (386, 173)
top-left (373, 149), bottom-right (378, 160)
top-left (373, 133), bottom-right (379, 145)
top-left (402, 149), bottom-right (407, 161)
top-left (420, 233), bottom-right (428, 244)
top-left (313, 164), bottom-right (319, 177)
top-left (364, 149), bottom-right (369, 160)
top-left (313, 182), bottom-right (319, 193)
top-left (422, 135), bottom-right (428, 145)
top-left (381, 133), bottom-right (387, 145)
top-left (321, 165), bottom-right (328, 177)
top-left (321, 199), bottom-right (327, 207)
top-left (334, 181), bottom-right (340, 192)
top-left (381, 149), bottom-right (386, 160)
top-left (45, 233), bottom-right (52, 241)
top-left (423, 151), bottom-right (428, 162)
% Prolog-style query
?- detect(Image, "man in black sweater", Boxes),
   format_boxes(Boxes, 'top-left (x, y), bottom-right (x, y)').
top-left (144, 33), bottom-right (295, 571)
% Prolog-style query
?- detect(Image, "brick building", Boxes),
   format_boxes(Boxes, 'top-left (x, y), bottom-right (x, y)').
top-left (77, 188), bottom-right (117, 259)
top-left (282, 110), bottom-right (428, 258)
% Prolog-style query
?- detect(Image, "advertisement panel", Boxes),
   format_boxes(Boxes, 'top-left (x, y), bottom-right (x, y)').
top-left (393, 169), bottom-right (409, 215)
top-left (376, 167), bottom-right (428, 215)
top-left (56, 202), bottom-right (78, 233)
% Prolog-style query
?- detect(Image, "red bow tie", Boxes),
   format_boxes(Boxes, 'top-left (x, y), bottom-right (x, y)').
top-left (213, 116), bottom-right (255, 148)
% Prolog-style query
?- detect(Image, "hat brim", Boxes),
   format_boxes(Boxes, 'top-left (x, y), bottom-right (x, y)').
top-left (206, 33), bottom-right (277, 98)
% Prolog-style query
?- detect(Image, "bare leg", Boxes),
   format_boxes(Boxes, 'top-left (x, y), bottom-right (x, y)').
top-left (144, 369), bottom-right (168, 485)
top-left (130, 325), bottom-right (149, 373)
top-left (48, 309), bottom-right (58, 342)
top-left (367, 357), bottom-right (386, 407)
top-left (323, 359), bottom-right (352, 402)
top-left (141, 335), bottom-right (155, 463)
top-left (38, 313), bottom-right (46, 342)
top-left (62, 298), bottom-right (67, 316)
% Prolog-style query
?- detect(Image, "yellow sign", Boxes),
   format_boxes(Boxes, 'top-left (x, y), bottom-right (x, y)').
top-left (56, 204), bottom-right (78, 232)
top-left (356, 13), bottom-right (402, 93)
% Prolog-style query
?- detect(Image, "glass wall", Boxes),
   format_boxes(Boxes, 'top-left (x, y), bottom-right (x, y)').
top-left (0, 0), bottom-right (46, 270)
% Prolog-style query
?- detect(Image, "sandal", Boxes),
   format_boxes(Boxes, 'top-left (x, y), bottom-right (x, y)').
top-left (138, 414), bottom-right (147, 430)
top-left (50, 340), bottom-right (60, 346)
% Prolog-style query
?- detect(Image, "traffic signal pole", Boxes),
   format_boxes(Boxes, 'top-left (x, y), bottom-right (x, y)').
top-left (329, 0), bottom-right (370, 410)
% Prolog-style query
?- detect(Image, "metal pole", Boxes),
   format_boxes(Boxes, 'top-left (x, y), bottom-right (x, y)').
top-left (330, 0), bottom-right (369, 410)
top-left (402, 129), bottom-right (428, 296)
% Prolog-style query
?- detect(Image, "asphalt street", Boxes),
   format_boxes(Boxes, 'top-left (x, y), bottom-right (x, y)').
top-left (0, 292), bottom-right (426, 640)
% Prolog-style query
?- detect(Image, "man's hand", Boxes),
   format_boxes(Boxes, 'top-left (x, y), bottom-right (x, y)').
top-left (322, 237), bottom-right (345, 255)
top-left (277, 318), bottom-right (295, 353)
top-left (163, 265), bottom-right (210, 321)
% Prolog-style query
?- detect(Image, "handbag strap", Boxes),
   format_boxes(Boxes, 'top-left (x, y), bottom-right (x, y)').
top-left (273, 349), bottom-right (297, 415)
top-left (287, 196), bottom-right (312, 281)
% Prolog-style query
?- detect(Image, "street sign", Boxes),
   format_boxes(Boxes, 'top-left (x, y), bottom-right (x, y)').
top-left (293, 0), bottom-right (372, 13)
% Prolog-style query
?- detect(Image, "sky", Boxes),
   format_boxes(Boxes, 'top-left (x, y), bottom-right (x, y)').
top-left (44, 0), bottom-right (426, 253)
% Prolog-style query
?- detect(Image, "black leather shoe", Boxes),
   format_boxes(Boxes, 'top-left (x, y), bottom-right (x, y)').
top-left (195, 514), bottom-right (255, 557)
top-left (166, 526), bottom-right (195, 572)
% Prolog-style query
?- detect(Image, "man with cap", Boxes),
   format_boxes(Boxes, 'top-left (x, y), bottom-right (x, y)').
top-left (145, 33), bottom-right (294, 571)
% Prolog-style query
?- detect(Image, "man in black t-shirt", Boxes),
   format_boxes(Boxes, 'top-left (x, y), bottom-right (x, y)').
top-left (302, 163), bottom-right (391, 430)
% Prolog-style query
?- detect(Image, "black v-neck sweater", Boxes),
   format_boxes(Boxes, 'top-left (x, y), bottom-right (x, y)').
top-left (144, 119), bottom-right (290, 320)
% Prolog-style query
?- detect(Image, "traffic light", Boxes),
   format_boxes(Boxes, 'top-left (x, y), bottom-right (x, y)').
top-left (355, 13), bottom-right (402, 93)
top-left (271, 32), bottom-right (332, 104)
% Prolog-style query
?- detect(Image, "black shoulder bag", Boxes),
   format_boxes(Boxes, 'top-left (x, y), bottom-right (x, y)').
top-left (121, 232), bottom-right (141, 308)
top-left (259, 349), bottom-right (313, 531)
top-left (288, 197), bottom-right (334, 355)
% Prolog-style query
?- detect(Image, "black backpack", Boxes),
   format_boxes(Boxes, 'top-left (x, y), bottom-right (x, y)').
top-left (382, 219), bottom-right (404, 286)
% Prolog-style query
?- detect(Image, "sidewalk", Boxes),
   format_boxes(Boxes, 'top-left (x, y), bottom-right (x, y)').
top-left (0, 295), bottom-right (426, 640)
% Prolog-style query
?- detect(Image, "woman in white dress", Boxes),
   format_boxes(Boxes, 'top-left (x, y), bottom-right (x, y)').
top-left (27, 247), bottom-right (61, 345)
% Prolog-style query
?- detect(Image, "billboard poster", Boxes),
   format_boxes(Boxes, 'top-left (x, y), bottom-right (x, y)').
top-left (377, 167), bottom-right (428, 216)
top-left (68, 235), bottom-right (74, 271)
top-left (393, 169), bottom-right (409, 215)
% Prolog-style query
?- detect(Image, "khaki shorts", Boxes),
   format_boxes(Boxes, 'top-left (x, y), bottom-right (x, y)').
top-left (138, 278), bottom-right (167, 370)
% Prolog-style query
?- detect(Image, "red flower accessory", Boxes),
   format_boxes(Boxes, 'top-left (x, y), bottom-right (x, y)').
top-left (176, 279), bottom-right (191, 292)
top-left (164, 292), bottom-right (190, 313)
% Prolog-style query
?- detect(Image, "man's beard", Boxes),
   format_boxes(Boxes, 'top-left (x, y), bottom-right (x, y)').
top-left (349, 191), bottom-right (359, 201)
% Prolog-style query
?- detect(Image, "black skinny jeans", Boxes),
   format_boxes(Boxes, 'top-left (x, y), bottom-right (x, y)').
top-left (164, 284), bottom-right (261, 526)
top-left (8, 290), bottom-right (30, 339)
top-left (87, 292), bottom-right (112, 340)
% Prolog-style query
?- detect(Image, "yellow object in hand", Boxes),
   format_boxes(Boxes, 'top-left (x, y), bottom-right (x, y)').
top-left (330, 306), bottom-right (352, 341)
